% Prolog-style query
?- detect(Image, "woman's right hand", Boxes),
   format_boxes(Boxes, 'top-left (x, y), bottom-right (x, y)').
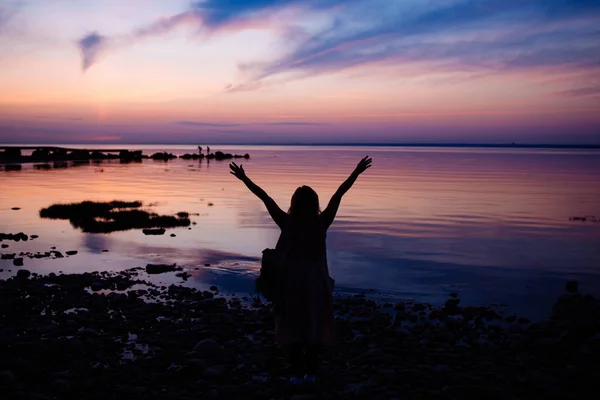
top-left (229, 162), bottom-right (247, 180)
top-left (354, 156), bottom-right (372, 175)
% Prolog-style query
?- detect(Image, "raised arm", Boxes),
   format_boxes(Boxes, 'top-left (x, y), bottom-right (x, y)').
top-left (321, 156), bottom-right (372, 229)
top-left (229, 162), bottom-right (287, 228)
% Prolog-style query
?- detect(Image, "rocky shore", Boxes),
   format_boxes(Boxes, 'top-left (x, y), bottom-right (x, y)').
top-left (0, 147), bottom-right (250, 165)
top-left (0, 269), bottom-right (598, 399)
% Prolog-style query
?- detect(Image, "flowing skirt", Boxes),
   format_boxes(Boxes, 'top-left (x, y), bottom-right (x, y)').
top-left (275, 259), bottom-right (335, 345)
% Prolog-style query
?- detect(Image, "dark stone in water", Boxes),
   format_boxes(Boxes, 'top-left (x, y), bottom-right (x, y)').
top-left (444, 298), bottom-right (460, 311)
top-left (150, 152), bottom-right (177, 161)
top-left (39, 200), bottom-right (190, 234)
top-left (11, 207), bottom-right (20, 210)
top-left (175, 272), bottom-right (190, 280)
top-left (566, 281), bottom-right (578, 293)
top-left (1, 244), bottom-right (8, 248)
top-left (0, 232), bottom-right (28, 242)
top-left (146, 264), bottom-right (180, 274)
top-left (16, 269), bottom-right (31, 279)
top-left (66, 250), bottom-right (78, 256)
top-left (143, 228), bottom-right (165, 235)
top-left (13, 258), bottom-right (24, 267)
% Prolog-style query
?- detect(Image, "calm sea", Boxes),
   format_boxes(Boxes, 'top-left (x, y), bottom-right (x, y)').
top-left (1, 145), bottom-right (599, 318)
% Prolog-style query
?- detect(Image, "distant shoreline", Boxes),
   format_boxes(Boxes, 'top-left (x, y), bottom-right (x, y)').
top-left (2, 143), bottom-right (600, 149)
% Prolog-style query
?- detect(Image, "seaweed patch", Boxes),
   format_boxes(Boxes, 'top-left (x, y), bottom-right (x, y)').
top-left (39, 200), bottom-right (191, 233)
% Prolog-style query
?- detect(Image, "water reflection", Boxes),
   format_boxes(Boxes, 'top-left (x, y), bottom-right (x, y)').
top-left (1, 145), bottom-right (599, 317)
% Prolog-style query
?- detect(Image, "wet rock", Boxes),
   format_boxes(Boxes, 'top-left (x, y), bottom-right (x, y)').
top-left (291, 395), bottom-right (316, 400)
top-left (142, 228), bottom-right (165, 235)
top-left (0, 232), bottom-right (28, 241)
top-left (192, 339), bottom-right (224, 363)
top-left (0, 370), bottom-right (15, 383)
top-left (40, 200), bottom-right (190, 234)
top-left (444, 298), bottom-right (460, 312)
top-left (150, 152), bottom-right (176, 161)
top-left (11, 207), bottom-right (20, 210)
top-left (77, 328), bottom-right (100, 338)
top-left (13, 258), bottom-right (24, 266)
top-left (566, 281), bottom-right (578, 293)
top-left (16, 269), bottom-right (31, 279)
top-left (170, 233), bottom-right (176, 237)
top-left (146, 264), bottom-right (180, 274)
top-left (203, 365), bottom-right (225, 378)
top-left (1, 244), bottom-right (7, 248)
top-left (187, 359), bottom-right (208, 370)
top-left (175, 272), bottom-right (190, 280)
top-left (65, 250), bottom-right (78, 256)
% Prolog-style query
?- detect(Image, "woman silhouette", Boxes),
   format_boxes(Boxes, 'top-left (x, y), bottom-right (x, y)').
top-left (229, 156), bottom-right (372, 383)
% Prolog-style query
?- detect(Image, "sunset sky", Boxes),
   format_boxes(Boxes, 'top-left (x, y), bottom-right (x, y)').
top-left (0, 0), bottom-right (599, 144)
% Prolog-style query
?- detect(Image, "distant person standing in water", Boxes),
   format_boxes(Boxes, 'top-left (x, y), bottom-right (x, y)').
top-left (198, 145), bottom-right (202, 155)
top-left (229, 156), bottom-right (373, 384)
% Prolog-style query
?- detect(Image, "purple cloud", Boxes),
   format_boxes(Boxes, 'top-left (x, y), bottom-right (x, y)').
top-left (177, 121), bottom-right (242, 127)
top-left (76, 0), bottom-right (600, 89)
top-left (177, 120), bottom-right (329, 128)
top-left (78, 32), bottom-right (108, 71)
top-left (0, 1), bottom-right (21, 34)
top-left (264, 122), bottom-right (329, 127)
top-left (555, 85), bottom-right (600, 97)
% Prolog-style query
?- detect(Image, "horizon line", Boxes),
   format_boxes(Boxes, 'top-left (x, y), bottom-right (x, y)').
top-left (2, 142), bottom-right (600, 149)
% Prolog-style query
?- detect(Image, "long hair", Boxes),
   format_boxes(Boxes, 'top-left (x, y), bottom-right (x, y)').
top-left (288, 185), bottom-right (320, 221)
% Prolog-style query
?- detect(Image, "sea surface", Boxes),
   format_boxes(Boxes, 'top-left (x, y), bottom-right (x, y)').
top-left (1, 145), bottom-right (599, 318)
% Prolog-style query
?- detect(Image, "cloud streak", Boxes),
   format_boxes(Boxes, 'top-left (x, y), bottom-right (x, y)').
top-left (0, 1), bottom-right (21, 34)
top-left (244, 0), bottom-right (600, 85)
top-left (555, 85), bottom-right (600, 98)
top-left (76, 0), bottom-right (353, 71)
top-left (177, 121), bottom-right (242, 128)
top-left (176, 120), bottom-right (329, 128)
top-left (77, 0), bottom-right (600, 95)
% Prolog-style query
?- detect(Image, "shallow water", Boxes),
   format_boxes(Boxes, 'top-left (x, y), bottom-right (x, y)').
top-left (1, 145), bottom-right (599, 318)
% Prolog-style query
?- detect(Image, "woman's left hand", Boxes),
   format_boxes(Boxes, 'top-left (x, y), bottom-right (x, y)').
top-left (354, 156), bottom-right (372, 175)
top-left (229, 162), bottom-right (247, 180)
